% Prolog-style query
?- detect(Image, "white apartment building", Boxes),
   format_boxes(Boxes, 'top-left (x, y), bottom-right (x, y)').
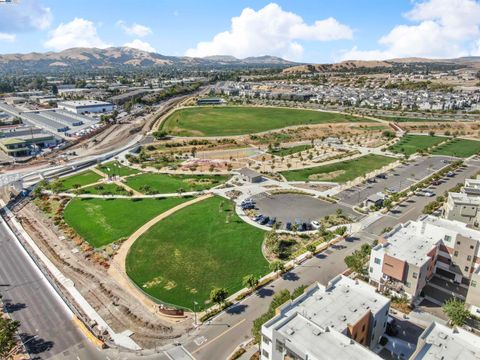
top-left (261, 275), bottom-right (390, 360)
top-left (411, 321), bottom-right (480, 359)
top-left (369, 215), bottom-right (480, 314)
top-left (444, 178), bottom-right (480, 228)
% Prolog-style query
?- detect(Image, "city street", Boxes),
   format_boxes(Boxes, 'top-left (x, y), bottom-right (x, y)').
top-left (0, 220), bottom-right (107, 360)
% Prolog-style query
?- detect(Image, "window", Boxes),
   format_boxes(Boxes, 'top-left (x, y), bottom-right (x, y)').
top-left (454, 251), bottom-right (459, 257)
top-left (470, 245), bottom-right (475, 250)
top-left (472, 281), bottom-right (477, 288)
top-left (374, 320), bottom-right (377, 328)
top-left (444, 235), bottom-right (452, 242)
top-left (412, 272), bottom-right (418, 279)
top-left (457, 241), bottom-right (461, 245)
top-left (262, 350), bottom-right (269, 358)
top-left (362, 324), bottom-right (366, 332)
top-left (370, 267), bottom-right (373, 273)
top-left (263, 337), bottom-right (271, 345)
top-left (406, 281), bottom-right (411, 288)
top-left (374, 258), bottom-right (381, 265)
top-left (275, 341), bottom-right (284, 352)
top-left (465, 266), bottom-right (470, 272)
top-left (467, 255), bottom-right (472, 261)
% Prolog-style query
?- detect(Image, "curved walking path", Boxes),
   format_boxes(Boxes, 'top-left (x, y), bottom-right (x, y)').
top-left (107, 194), bottom-right (213, 320)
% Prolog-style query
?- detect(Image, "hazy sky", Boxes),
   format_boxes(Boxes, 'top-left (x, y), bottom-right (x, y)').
top-left (1, 0), bottom-right (480, 63)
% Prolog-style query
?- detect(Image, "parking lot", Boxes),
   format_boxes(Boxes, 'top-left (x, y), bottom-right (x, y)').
top-left (251, 192), bottom-right (359, 229)
top-left (338, 155), bottom-right (454, 206)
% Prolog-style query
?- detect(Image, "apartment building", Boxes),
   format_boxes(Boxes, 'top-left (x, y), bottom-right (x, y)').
top-left (369, 215), bottom-right (480, 314)
top-left (444, 178), bottom-right (480, 228)
top-left (411, 321), bottom-right (480, 359)
top-left (260, 275), bottom-right (390, 360)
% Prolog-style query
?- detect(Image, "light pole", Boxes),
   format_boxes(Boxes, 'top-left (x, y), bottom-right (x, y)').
top-left (193, 300), bottom-right (198, 326)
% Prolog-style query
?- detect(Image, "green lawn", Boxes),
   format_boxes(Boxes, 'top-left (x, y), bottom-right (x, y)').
top-left (269, 144), bottom-right (313, 157)
top-left (97, 161), bottom-right (140, 177)
top-left (161, 106), bottom-right (365, 136)
top-left (80, 183), bottom-right (131, 196)
top-left (59, 170), bottom-right (103, 191)
top-left (281, 154), bottom-right (396, 183)
top-left (125, 173), bottom-right (229, 194)
top-left (126, 196), bottom-right (268, 309)
top-left (431, 139), bottom-right (480, 158)
top-left (64, 197), bottom-right (189, 248)
top-left (388, 135), bottom-right (446, 156)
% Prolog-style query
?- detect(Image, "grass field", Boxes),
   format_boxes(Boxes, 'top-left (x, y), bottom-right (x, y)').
top-left (161, 106), bottom-right (364, 136)
top-left (64, 197), bottom-right (189, 247)
top-left (125, 173), bottom-right (228, 194)
top-left (126, 196), bottom-right (268, 309)
top-left (281, 154), bottom-right (396, 183)
top-left (269, 144), bottom-right (313, 157)
top-left (388, 135), bottom-right (446, 156)
top-left (431, 139), bottom-right (480, 158)
top-left (80, 183), bottom-right (131, 196)
top-left (97, 161), bottom-right (139, 177)
top-left (59, 170), bottom-right (102, 191)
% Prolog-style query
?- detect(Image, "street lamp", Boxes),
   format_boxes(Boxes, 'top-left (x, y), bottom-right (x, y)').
top-left (193, 300), bottom-right (198, 326)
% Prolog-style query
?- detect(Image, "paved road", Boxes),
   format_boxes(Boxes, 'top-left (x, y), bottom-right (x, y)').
top-left (0, 220), bottom-right (107, 360)
top-left (183, 159), bottom-right (480, 360)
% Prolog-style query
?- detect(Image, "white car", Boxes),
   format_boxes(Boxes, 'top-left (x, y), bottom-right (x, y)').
top-left (424, 191), bottom-right (435, 197)
top-left (311, 220), bottom-right (321, 229)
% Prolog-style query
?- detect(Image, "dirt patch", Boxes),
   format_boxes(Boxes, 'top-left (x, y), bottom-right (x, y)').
top-left (308, 169), bottom-right (346, 181)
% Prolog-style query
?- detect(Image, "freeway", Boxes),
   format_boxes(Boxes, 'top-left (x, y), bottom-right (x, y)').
top-left (182, 158), bottom-right (480, 360)
top-left (0, 219), bottom-right (108, 360)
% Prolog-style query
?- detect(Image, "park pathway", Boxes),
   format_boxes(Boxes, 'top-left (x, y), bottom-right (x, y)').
top-left (107, 194), bottom-right (213, 319)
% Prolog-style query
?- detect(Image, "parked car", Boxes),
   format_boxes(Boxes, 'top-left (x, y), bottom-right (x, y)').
top-left (267, 217), bottom-right (276, 227)
top-left (386, 187), bottom-right (397, 194)
top-left (286, 222), bottom-right (292, 231)
top-left (376, 173), bottom-right (387, 179)
top-left (386, 317), bottom-right (399, 336)
top-left (447, 171), bottom-right (455, 177)
top-left (424, 191), bottom-right (435, 197)
top-left (432, 180), bottom-right (441, 186)
top-left (261, 216), bottom-right (270, 225)
top-left (311, 220), bottom-right (320, 229)
top-left (255, 215), bottom-right (265, 223)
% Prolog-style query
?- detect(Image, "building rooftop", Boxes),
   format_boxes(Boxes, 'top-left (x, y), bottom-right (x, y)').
top-left (381, 220), bottom-right (440, 267)
top-left (237, 167), bottom-right (262, 178)
top-left (464, 178), bottom-right (480, 196)
top-left (58, 100), bottom-right (112, 107)
top-left (275, 313), bottom-right (381, 360)
top-left (264, 275), bottom-right (389, 337)
top-left (449, 192), bottom-right (480, 206)
top-left (412, 322), bottom-right (480, 360)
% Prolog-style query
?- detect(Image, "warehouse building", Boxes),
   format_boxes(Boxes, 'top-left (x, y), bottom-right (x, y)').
top-left (58, 100), bottom-right (114, 114)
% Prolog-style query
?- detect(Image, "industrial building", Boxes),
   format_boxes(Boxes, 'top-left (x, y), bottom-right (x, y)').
top-left (0, 127), bottom-right (57, 157)
top-left (197, 98), bottom-right (226, 105)
top-left (369, 215), bottom-right (480, 314)
top-left (261, 275), bottom-right (390, 360)
top-left (0, 103), bottom-right (99, 138)
top-left (58, 100), bottom-right (114, 114)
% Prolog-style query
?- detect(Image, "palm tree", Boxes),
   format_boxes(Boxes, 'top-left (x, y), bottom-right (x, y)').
top-left (209, 287), bottom-right (228, 307)
top-left (269, 260), bottom-right (285, 274)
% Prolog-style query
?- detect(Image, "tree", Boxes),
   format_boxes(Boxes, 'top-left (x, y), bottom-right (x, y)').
top-left (242, 274), bottom-right (259, 290)
top-left (0, 316), bottom-right (20, 358)
top-left (269, 260), bottom-right (285, 274)
top-left (209, 287), bottom-right (228, 306)
top-left (443, 299), bottom-right (470, 326)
